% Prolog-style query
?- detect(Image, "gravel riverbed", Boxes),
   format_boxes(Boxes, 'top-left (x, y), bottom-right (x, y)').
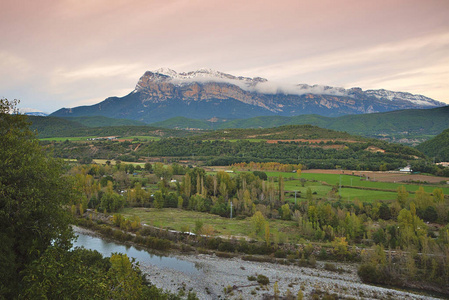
top-left (73, 226), bottom-right (439, 299)
top-left (141, 253), bottom-right (438, 300)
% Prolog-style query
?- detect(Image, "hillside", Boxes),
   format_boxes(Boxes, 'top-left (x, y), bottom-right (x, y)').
top-left (153, 106), bottom-right (449, 145)
top-left (28, 115), bottom-right (199, 139)
top-left (416, 128), bottom-right (449, 161)
top-left (194, 124), bottom-right (357, 141)
top-left (45, 124), bottom-right (425, 172)
top-left (64, 116), bottom-right (146, 127)
top-left (29, 116), bottom-right (86, 137)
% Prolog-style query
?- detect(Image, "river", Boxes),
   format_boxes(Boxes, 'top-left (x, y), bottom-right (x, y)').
top-left (72, 227), bottom-right (201, 275)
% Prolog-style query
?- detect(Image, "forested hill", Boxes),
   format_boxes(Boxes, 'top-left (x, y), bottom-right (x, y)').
top-left (416, 128), bottom-right (449, 161)
top-left (152, 106), bottom-right (449, 144)
top-left (28, 116), bottom-right (86, 137)
top-left (194, 124), bottom-right (358, 141)
top-left (28, 116), bottom-right (199, 138)
top-left (63, 116), bottom-right (146, 127)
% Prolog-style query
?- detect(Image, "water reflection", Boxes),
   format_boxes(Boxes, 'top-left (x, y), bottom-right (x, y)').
top-left (73, 229), bottom-right (200, 275)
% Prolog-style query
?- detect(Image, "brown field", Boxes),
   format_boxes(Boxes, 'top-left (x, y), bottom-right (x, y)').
top-left (302, 169), bottom-right (449, 184)
top-left (266, 139), bottom-right (358, 144)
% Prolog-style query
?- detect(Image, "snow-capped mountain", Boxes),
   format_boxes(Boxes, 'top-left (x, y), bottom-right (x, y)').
top-left (19, 108), bottom-right (48, 116)
top-left (51, 68), bottom-right (446, 123)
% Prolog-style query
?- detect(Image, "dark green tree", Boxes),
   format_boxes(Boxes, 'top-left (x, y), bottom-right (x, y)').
top-left (0, 99), bottom-right (74, 297)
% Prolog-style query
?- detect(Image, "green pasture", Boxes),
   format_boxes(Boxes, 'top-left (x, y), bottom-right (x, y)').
top-left (267, 171), bottom-right (449, 195)
top-left (120, 207), bottom-right (300, 243)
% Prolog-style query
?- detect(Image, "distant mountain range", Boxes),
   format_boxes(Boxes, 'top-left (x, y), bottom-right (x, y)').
top-left (50, 68), bottom-right (445, 123)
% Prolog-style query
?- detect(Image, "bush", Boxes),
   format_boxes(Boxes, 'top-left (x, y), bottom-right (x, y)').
top-left (256, 274), bottom-right (270, 285)
top-left (218, 241), bottom-right (235, 252)
top-left (274, 249), bottom-right (287, 258)
top-left (324, 263), bottom-right (337, 272)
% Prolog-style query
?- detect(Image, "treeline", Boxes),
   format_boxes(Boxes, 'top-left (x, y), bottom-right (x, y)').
top-left (232, 162), bottom-right (303, 172)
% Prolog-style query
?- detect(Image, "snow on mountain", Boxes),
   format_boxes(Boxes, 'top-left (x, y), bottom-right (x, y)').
top-left (134, 68), bottom-right (444, 107)
top-left (19, 108), bottom-right (48, 116)
top-left (364, 89), bottom-right (442, 106)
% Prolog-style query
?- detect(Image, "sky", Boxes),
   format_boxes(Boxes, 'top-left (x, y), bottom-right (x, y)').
top-left (1, 0), bottom-right (449, 113)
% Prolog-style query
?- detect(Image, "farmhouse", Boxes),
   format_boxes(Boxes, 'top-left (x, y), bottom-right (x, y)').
top-left (399, 165), bottom-right (412, 173)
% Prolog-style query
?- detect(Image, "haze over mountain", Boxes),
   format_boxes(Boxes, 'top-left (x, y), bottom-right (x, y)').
top-left (51, 68), bottom-right (445, 123)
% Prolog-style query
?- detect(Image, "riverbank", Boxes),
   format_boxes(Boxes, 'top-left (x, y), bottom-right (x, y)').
top-left (73, 225), bottom-right (441, 299)
top-left (140, 252), bottom-right (439, 300)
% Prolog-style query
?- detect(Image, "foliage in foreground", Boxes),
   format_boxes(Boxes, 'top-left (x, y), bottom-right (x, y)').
top-left (22, 247), bottom-right (182, 299)
top-left (0, 99), bottom-right (187, 299)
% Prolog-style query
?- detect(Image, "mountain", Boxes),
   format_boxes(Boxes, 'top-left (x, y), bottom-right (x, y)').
top-left (51, 68), bottom-right (445, 123)
top-left (20, 108), bottom-right (48, 116)
top-left (416, 128), bottom-right (449, 161)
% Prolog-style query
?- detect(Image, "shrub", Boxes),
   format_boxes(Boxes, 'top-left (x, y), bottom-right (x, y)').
top-left (215, 251), bottom-right (234, 258)
top-left (257, 274), bottom-right (270, 285)
top-left (274, 249), bottom-right (287, 258)
top-left (218, 241), bottom-right (235, 252)
top-left (324, 263), bottom-right (337, 272)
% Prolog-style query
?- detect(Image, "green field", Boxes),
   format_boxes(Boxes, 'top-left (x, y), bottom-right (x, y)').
top-left (260, 171), bottom-right (448, 203)
top-left (120, 207), bottom-right (300, 243)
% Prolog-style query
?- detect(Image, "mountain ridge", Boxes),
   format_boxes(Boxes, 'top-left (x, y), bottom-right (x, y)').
top-left (51, 68), bottom-right (445, 122)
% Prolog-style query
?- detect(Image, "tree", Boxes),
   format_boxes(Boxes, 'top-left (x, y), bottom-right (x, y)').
top-left (281, 203), bottom-right (291, 220)
top-left (0, 99), bottom-right (74, 297)
top-left (144, 162), bottom-right (153, 172)
top-left (397, 186), bottom-right (409, 207)
top-left (251, 211), bottom-right (266, 236)
top-left (278, 175), bottom-right (285, 203)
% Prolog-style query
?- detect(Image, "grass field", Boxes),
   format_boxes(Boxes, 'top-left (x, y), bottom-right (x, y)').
top-left (120, 207), bottom-right (300, 243)
top-left (266, 171), bottom-right (449, 196)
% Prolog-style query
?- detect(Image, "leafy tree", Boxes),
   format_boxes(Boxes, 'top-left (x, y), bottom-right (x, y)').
top-left (144, 162), bottom-right (152, 172)
top-left (281, 203), bottom-right (291, 220)
top-left (378, 203), bottom-right (391, 220)
top-left (396, 186), bottom-right (409, 207)
top-left (251, 211), bottom-right (267, 236)
top-left (253, 170), bottom-right (268, 180)
top-left (0, 99), bottom-right (74, 297)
